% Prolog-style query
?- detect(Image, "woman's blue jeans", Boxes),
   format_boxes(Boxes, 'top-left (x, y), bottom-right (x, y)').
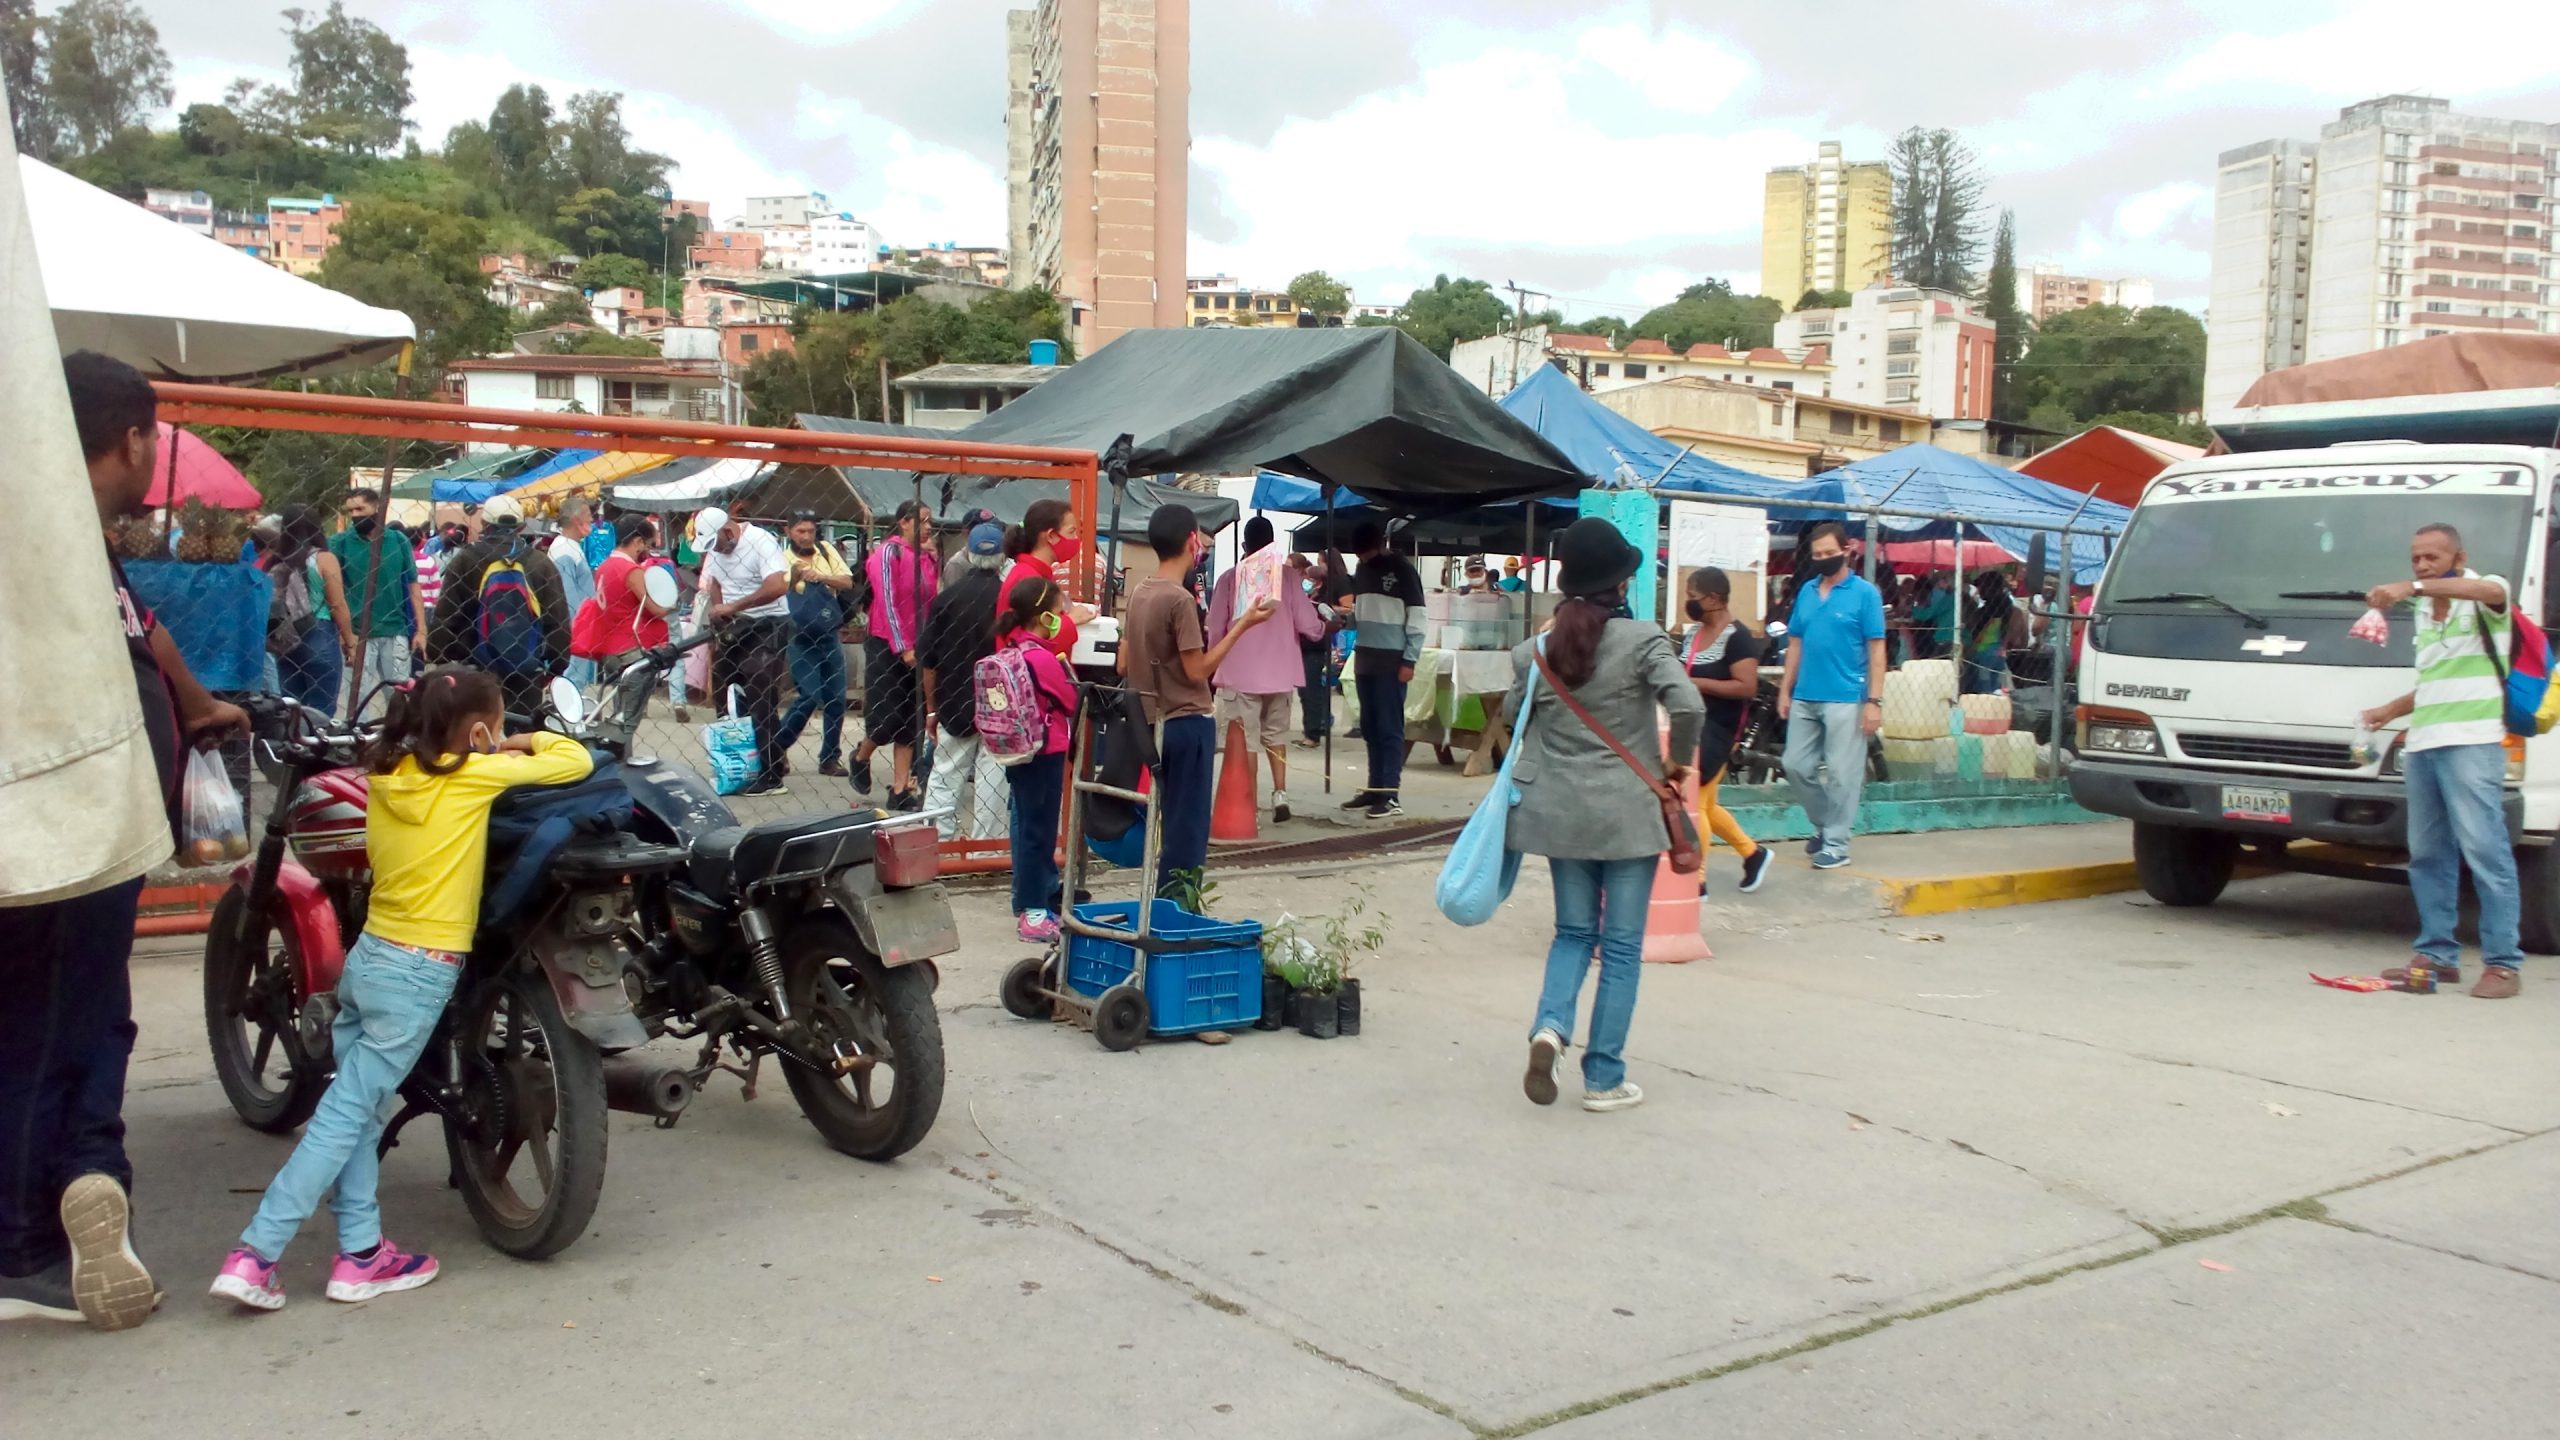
top-left (1530, 854), bottom-right (1656, 1090)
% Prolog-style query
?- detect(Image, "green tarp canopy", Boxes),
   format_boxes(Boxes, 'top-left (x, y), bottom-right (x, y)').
top-left (389, 447), bottom-right (551, 502)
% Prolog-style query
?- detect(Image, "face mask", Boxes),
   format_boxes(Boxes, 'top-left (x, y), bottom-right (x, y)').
top-left (1050, 535), bottom-right (1082, 564)
top-left (351, 515), bottom-right (379, 537)
top-left (1609, 599), bottom-right (1635, 621)
top-left (1684, 598), bottom-right (1709, 622)
top-left (468, 723), bottom-right (498, 756)
top-left (1036, 611), bottom-right (1063, 638)
top-left (1814, 553), bottom-right (1847, 577)
top-left (792, 540), bottom-right (816, 556)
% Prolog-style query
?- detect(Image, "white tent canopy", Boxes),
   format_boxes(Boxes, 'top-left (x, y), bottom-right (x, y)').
top-left (19, 155), bottom-right (415, 382)
top-left (609, 457), bottom-right (775, 512)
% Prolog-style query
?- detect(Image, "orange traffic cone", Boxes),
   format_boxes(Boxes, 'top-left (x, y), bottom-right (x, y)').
top-left (1209, 719), bottom-right (1260, 843)
top-left (1643, 725), bottom-right (1712, 964)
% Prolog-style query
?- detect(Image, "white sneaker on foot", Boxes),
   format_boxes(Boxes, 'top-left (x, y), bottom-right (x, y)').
top-left (1524, 1029), bottom-right (1564, 1106)
top-left (1582, 1082), bottom-right (1645, 1113)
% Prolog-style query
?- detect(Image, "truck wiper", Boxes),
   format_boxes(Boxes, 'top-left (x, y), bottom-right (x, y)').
top-left (2110, 592), bottom-right (2269, 628)
top-left (2275, 589), bottom-right (2372, 601)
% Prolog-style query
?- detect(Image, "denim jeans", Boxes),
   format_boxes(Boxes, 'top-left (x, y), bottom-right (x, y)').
top-left (774, 631), bottom-right (848, 768)
top-left (277, 624), bottom-right (344, 714)
top-left (1007, 750), bottom-right (1067, 916)
top-left (343, 636), bottom-right (416, 723)
top-left (925, 725), bottom-right (1010, 840)
top-left (2405, 742), bottom-right (2522, 971)
top-left (1157, 714), bottom-right (1217, 890)
top-left (1530, 855), bottom-right (1655, 1090)
top-left (1355, 671), bottom-right (1407, 793)
top-left (0, 879), bottom-right (142, 1275)
top-left (240, 934), bottom-right (459, 1262)
top-left (1782, 699), bottom-right (1869, 855)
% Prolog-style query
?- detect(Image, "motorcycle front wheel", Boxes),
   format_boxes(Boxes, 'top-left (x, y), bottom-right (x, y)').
top-left (780, 915), bottom-right (945, 1161)
top-left (202, 889), bottom-right (329, 1134)
top-left (444, 970), bottom-right (608, 1260)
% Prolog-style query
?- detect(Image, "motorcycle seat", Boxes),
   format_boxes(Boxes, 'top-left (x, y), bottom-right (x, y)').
top-left (688, 812), bottom-right (881, 899)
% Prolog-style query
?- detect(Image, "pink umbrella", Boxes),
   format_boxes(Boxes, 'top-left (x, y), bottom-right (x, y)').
top-left (1881, 538), bottom-right (2016, 574)
top-left (144, 422), bottom-right (262, 509)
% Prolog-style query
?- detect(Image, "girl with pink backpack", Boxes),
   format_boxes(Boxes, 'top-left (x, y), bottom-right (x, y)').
top-left (985, 577), bottom-right (1082, 941)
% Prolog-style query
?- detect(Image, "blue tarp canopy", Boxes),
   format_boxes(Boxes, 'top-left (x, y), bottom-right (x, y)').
top-left (1496, 365), bottom-right (1803, 501)
top-left (393, 446), bottom-right (555, 504)
top-left (1789, 444), bottom-right (2130, 582)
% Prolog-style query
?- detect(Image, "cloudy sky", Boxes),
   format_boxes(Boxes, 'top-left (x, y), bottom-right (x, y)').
top-left (151, 0), bottom-right (2560, 319)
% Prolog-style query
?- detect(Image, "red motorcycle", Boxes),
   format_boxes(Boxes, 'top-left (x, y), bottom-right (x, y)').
top-left (202, 697), bottom-right (365, 1132)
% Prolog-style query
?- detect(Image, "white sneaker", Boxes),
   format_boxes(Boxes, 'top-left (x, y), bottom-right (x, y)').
top-left (1582, 1082), bottom-right (1645, 1113)
top-left (1523, 1029), bottom-right (1564, 1106)
top-left (1272, 789), bottom-right (1291, 823)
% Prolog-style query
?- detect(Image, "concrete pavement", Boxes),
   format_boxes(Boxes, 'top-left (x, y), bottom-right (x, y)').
top-left (16, 840), bottom-right (2560, 1437)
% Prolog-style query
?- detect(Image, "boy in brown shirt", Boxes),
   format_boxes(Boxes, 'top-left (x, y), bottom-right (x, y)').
top-left (1120, 505), bottom-right (1274, 890)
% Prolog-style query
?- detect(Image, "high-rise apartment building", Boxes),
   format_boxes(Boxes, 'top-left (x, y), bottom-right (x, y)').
top-left (2015, 265), bottom-right (2157, 324)
top-left (1771, 286), bottom-right (1994, 421)
top-left (1761, 142), bottom-right (1892, 304)
top-left (2206, 97), bottom-right (2558, 411)
top-left (1005, 0), bottom-right (1189, 353)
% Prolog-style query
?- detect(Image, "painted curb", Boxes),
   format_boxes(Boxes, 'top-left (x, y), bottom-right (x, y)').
top-left (1883, 861), bottom-right (2143, 916)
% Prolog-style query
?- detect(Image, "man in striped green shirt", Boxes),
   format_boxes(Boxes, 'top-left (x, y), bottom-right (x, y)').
top-left (2359, 523), bottom-right (2521, 999)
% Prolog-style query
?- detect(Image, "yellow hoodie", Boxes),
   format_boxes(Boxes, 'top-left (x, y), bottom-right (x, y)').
top-left (364, 732), bottom-right (595, 953)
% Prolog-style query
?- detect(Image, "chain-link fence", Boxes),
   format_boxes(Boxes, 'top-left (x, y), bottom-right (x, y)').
top-left (144, 382), bottom-right (1100, 874)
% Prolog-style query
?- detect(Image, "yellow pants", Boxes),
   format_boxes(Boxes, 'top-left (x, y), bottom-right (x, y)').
top-left (1698, 763), bottom-right (1759, 859)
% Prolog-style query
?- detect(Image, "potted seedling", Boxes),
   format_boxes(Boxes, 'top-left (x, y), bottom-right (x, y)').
top-left (1260, 885), bottom-right (1389, 1039)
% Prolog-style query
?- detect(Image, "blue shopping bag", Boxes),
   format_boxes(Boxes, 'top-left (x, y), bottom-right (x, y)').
top-left (701, 686), bottom-right (760, 796)
top-left (1435, 649), bottom-right (1537, 926)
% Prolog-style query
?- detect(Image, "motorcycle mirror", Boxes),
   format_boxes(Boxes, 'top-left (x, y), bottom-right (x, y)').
top-left (547, 676), bottom-right (588, 728)
top-left (1765, 620), bottom-right (1789, 638)
top-left (2023, 534), bottom-right (2050, 600)
top-left (642, 564), bottom-right (679, 611)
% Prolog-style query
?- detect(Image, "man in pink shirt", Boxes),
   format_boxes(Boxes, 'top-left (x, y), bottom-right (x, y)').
top-left (1206, 517), bottom-right (1325, 821)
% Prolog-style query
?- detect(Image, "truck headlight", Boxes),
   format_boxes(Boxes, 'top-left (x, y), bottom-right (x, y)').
top-left (2382, 741), bottom-right (2405, 777)
top-left (2084, 721), bottom-right (2161, 755)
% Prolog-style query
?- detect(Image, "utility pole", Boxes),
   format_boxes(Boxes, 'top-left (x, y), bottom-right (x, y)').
top-left (1501, 280), bottom-right (1547, 395)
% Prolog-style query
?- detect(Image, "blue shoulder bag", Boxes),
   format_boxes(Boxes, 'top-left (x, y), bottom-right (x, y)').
top-left (1435, 645), bottom-right (1538, 926)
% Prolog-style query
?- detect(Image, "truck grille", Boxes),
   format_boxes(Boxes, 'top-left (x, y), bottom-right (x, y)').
top-left (2177, 734), bottom-right (2358, 770)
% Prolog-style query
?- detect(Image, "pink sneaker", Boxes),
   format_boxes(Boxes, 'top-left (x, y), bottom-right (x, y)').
top-left (325, 1241), bottom-right (438, 1303)
top-left (1017, 909), bottom-right (1061, 944)
top-left (209, 1248), bottom-right (285, 1312)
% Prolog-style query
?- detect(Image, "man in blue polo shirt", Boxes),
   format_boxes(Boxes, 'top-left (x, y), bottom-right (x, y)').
top-left (1776, 523), bottom-right (1887, 869)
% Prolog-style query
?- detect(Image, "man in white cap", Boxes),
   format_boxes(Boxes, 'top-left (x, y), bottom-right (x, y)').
top-left (427, 492), bottom-right (569, 717)
top-left (694, 506), bottom-right (793, 797)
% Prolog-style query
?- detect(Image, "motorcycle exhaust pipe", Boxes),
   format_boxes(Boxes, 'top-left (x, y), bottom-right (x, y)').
top-left (602, 1058), bottom-right (696, 1121)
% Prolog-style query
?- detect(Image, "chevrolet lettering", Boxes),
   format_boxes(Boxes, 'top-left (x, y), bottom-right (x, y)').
top-left (2105, 683), bottom-right (2191, 703)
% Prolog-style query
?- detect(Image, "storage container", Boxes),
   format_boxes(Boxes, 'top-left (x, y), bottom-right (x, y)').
top-left (1881, 736), bottom-right (1958, 782)
top-left (1960, 693), bottom-right (2012, 736)
top-left (1065, 900), bottom-right (1264, 1036)
top-left (1882, 660), bottom-right (1958, 741)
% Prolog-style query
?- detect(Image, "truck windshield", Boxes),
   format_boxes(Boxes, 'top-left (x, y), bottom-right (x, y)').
top-left (2103, 482), bottom-right (2533, 618)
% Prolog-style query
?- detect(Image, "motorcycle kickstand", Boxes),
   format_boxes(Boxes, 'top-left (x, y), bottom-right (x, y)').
top-left (691, 1033), bottom-right (761, 1102)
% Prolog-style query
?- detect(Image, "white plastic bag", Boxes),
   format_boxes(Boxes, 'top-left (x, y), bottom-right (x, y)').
top-left (182, 748), bottom-right (249, 866)
top-left (701, 686), bottom-right (760, 796)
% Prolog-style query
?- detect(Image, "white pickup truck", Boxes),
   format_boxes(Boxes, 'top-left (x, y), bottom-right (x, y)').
top-left (2069, 383), bottom-right (2560, 948)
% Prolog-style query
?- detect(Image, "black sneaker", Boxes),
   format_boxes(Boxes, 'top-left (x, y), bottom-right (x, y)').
top-left (1739, 847), bottom-right (1773, 894)
top-left (889, 788), bottom-right (922, 812)
top-left (1364, 796), bottom-right (1403, 820)
top-left (0, 1260), bottom-right (80, 1323)
top-left (848, 763), bottom-right (873, 796)
top-left (1338, 789), bottom-right (1379, 811)
top-left (741, 779), bottom-right (790, 798)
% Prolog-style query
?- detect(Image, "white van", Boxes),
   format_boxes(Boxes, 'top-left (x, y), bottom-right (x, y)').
top-left (2071, 393), bottom-right (2560, 947)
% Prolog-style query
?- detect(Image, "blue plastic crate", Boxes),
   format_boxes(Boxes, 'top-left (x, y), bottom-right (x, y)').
top-left (1065, 900), bottom-right (1263, 1035)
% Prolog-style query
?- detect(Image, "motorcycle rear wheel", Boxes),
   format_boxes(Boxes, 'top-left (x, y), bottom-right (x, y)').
top-left (780, 915), bottom-right (945, 1161)
top-left (202, 889), bottom-right (328, 1134)
top-left (445, 971), bottom-right (609, 1260)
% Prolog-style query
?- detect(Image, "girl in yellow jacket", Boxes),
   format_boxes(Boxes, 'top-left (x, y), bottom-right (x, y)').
top-left (213, 667), bottom-right (591, 1311)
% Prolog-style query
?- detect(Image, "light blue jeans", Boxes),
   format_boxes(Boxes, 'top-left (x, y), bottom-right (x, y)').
top-left (1531, 855), bottom-right (1656, 1090)
top-left (2405, 742), bottom-right (2522, 971)
top-left (1783, 699), bottom-right (1870, 854)
top-left (240, 933), bottom-right (459, 1262)
top-left (341, 637), bottom-right (416, 723)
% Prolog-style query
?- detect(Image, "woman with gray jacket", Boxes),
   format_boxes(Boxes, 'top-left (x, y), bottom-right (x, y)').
top-left (1503, 518), bottom-right (1704, 1113)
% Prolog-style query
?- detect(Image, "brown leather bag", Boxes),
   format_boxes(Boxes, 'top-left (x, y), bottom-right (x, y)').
top-left (1531, 646), bottom-right (1702, 875)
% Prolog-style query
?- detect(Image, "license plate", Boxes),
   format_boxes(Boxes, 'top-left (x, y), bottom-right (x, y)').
top-left (2221, 785), bottom-right (2292, 824)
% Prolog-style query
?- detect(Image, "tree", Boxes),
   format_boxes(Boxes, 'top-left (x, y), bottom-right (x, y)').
top-left (1794, 288), bottom-right (1851, 312)
top-left (523, 293), bottom-right (594, 330)
top-left (2010, 304), bottom-right (2205, 429)
top-left (470, 82), bottom-right (560, 216)
top-left (573, 252), bottom-right (651, 292)
top-left (556, 90), bottom-right (668, 196)
top-left (1388, 274), bottom-right (1510, 359)
top-left (3, 0), bottom-right (59, 160)
top-left (740, 289), bottom-right (1072, 426)
top-left (1981, 208), bottom-right (2029, 424)
top-left (554, 328), bottom-right (657, 358)
top-left (321, 197), bottom-right (512, 366)
top-left (284, 1), bottom-right (412, 153)
top-left (1552, 316), bottom-right (1631, 348)
top-left (1625, 284), bottom-right (1784, 353)
top-left (554, 185), bottom-right (660, 257)
top-left (1887, 126), bottom-right (1987, 293)
top-left (1285, 269), bottom-right (1349, 320)
top-left (43, 0), bottom-right (169, 155)
top-left (175, 101), bottom-right (246, 156)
